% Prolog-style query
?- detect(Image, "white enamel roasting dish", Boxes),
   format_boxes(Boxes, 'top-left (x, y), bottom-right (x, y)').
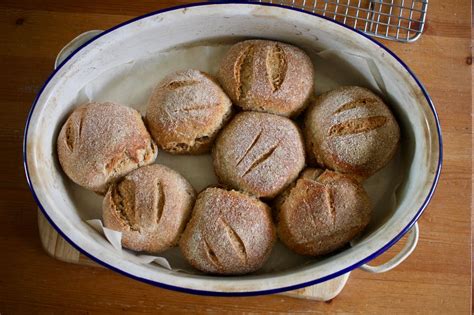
top-left (24, 3), bottom-right (442, 296)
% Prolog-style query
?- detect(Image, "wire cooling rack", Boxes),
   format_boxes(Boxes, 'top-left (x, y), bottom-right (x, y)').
top-left (258, 0), bottom-right (428, 42)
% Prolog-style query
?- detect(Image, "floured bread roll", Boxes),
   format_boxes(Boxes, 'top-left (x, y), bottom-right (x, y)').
top-left (218, 39), bottom-right (314, 117)
top-left (212, 111), bottom-right (305, 198)
top-left (180, 188), bottom-right (276, 275)
top-left (102, 164), bottom-right (196, 253)
top-left (146, 69), bottom-right (232, 154)
top-left (305, 86), bottom-right (400, 178)
top-left (57, 102), bottom-right (157, 194)
top-left (275, 168), bottom-right (372, 256)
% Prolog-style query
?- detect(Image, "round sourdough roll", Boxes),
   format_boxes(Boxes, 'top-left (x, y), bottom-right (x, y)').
top-left (304, 86), bottom-right (400, 178)
top-left (275, 168), bottom-right (372, 256)
top-left (146, 69), bottom-right (233, 154)
top-left (57, 102), bottom-right (157, 194)
top-left (103, 164), bottom-right (196, 253)
top-left (218, 39), bottom-right (314, 117)
top-left (179, 187), bottom-right (276, 275)
top-left (212, 111), bottom-right (305, 198)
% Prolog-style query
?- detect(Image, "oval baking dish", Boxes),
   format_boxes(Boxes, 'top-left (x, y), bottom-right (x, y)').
top-left (23, 3), bottom-right (442, 296)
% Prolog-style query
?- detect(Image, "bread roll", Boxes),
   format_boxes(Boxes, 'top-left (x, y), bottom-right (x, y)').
top-left (103, 164), bottom-right (196, 253)
top-left (218, 40), bottom-right (314, 117)
top-left (180, 187), bottom-right (276, 274)
top-left (305, 86), bottom-right (400, 178)
top-left (146, 69), bottom-right (232, 154)
top-left (57, 102), bottom-right (157, 194)
top-left (212, 111), bottom-right (305, 198)
top-left (276, 168), bottom-right (372, 256)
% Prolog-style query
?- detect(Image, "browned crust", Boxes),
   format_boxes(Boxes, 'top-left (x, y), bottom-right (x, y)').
top-left (275, 168), bottom-right (372, 256)
top-left (212, 111), bottom-right (305, 198)
top-left (304, 86), bottom-right (400, 179)
top-left (145, 69), bottom-right (233, 155)
top-left (57, 102), bottom-right (157, 194)
top-left (102, 164), bottom-right (196, 253)
top-left (179, 187), bottom-right (276, 275)
top-left (218, 40), bottom-right (315, 118)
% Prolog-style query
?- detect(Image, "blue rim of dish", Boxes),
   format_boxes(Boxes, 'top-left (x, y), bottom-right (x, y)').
top-left (23, 1), bottom-right (443, 297)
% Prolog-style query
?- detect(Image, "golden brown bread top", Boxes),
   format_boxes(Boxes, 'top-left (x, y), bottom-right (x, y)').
top-left (57, 102), bottom-right (157, 194)
top-left (212, 111), bottom-right (305, 198)
top-left (276, 168), bottom-right (372, 256)
top-left (218, 39), bottom-right (314, 117)
top-left (304, 86), bottom-right (400, 178)
top-left (179, 188), bottom-right (276, 275)
top-left (145, 69), bottom-right (232, 154)
top-left (102, 164), bottom-right (196, 253)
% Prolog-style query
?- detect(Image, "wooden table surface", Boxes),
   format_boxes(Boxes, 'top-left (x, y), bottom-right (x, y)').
top-left (0, 1), bottom-right (471, 313)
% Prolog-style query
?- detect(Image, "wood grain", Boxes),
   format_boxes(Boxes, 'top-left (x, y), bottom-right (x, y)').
top-left (0, 1), bottom-right (471, 314)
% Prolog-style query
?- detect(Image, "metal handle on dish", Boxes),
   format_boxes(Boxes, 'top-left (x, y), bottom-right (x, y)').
top-left (54, 30), bottom-right (104, 69)
top-left (359, 222), bottom-right (419, 273)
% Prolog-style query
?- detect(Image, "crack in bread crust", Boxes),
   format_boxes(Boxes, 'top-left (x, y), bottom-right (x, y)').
top-left (333, 98), bottom-right (378, 114)
top-left (236, 129), bottom-right (262, 167)
top-left (241, 141), bottom-right (280, 177)
top-left (203, 238), bottom-right (221, 269)
top-left (105, 151), bottom-right (132, 176)
top-left (172, 103), bottom-right (217, 114)
top-left (328, 116), bottom-right (388, 137)
top-left (165, 80), bottom-right (199, 90)
top-left (324, 187), bottom-right (336, 226)
top-left (154, 181), bottom-right (165, 225)
top-left (265, 44), bottom-right (287, 92)
top-left (111, 179), bottom-right (138, 231)
top-left (235, 45), bottom-right (254, 101)
top-left (219, 217), bottom-right (247, 262)
top-left (64, 119), bottom-right (75, 151)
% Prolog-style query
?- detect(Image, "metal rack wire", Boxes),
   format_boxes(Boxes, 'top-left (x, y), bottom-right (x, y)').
top-left (259, 0), bottom-right (428, 42)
